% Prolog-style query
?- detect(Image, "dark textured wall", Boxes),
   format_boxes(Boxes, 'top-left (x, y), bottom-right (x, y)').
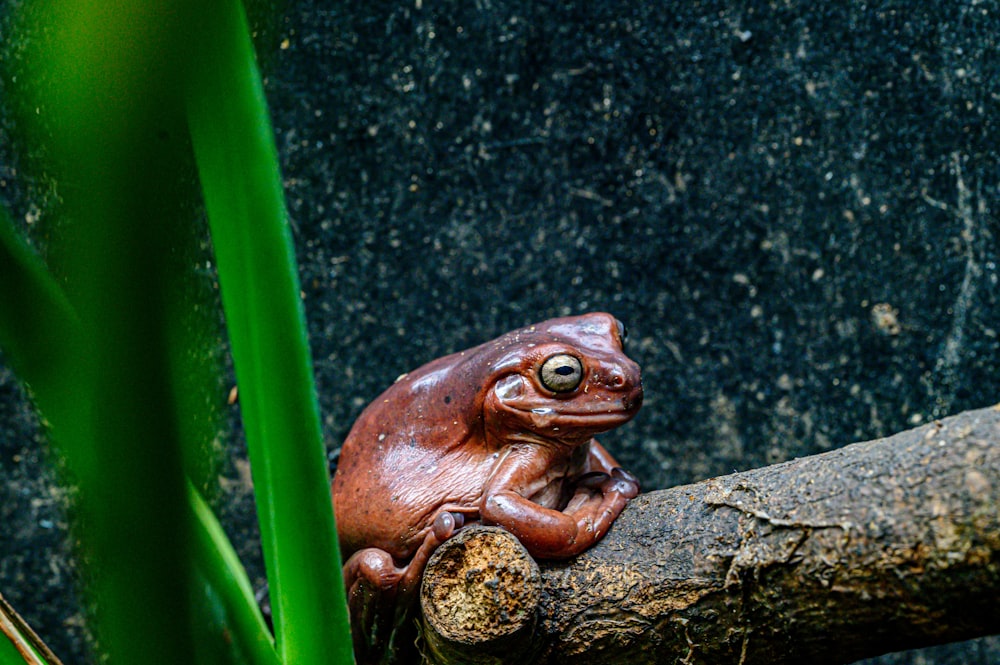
top-left (2, 0), bottom-right (999, 662)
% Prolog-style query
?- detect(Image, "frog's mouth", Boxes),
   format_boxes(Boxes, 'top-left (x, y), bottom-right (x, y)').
top-left (489, 374), bottom-right (642, 434)
top-left (510, 385), bottom-right (643, 432)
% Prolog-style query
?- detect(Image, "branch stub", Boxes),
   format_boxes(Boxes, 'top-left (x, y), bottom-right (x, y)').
top-left (420, 526), bottom-right (542, 664)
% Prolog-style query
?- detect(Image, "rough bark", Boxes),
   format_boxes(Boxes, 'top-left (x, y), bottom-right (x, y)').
top-left (419, 405), bottom-right (1000, 665)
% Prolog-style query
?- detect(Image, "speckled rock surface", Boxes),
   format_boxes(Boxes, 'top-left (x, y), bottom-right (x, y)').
top-left (1, 0), bottom-right (998, 663)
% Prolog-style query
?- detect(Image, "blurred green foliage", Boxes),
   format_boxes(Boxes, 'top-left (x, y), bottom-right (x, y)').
top-left (0, 0), bottom-right (353, 663)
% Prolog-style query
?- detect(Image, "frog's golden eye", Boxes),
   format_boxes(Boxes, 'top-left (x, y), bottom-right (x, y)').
top-left (539, 354), bottom-right (583, 393)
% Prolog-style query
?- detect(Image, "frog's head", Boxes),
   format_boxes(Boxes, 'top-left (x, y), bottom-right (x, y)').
top-left (483, 312), bottom-right (643, 447)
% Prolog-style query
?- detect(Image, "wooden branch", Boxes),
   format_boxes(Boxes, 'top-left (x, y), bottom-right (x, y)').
top-left (419, 405), bottom-right (1000, 665)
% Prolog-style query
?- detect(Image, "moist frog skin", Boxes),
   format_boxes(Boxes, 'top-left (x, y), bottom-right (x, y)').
top-left (332, 312), bottom-right (643, 662)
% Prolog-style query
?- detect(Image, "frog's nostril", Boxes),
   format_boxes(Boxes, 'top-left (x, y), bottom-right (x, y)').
top-left (609, 367), bottom-right (627, 388)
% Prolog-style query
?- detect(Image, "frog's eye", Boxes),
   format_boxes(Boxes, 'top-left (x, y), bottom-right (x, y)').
top-left (615, 319), bottom-right (628, 348)
top-left (539, 354), bottom-right (583, 393)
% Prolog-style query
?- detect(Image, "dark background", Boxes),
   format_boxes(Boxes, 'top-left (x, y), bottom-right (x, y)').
top-left (2, 0), bottom-right (998, 663)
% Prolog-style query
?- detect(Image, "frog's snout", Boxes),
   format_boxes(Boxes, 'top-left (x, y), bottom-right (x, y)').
top-left (601, 361), bottom-right (642, 407)
top-left (623, 383), bottom-right (644, 412)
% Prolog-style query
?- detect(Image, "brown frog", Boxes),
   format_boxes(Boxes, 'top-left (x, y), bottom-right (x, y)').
top-left (332, 312), bottom-right (642, 662)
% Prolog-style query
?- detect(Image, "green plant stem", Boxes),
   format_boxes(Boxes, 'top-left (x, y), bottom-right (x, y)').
top-left (0, 207), bottom-right (82, 428)
top-left (6, 0), bottom-right (353, 661)
top-left (3, 195), bottom-right (278, 665)
top-left (189, 483), bottom-right (281, 665)
top-left (23, 1), bottom-right (205, 662)
top-left (186, 0), bottom-right (353, 663)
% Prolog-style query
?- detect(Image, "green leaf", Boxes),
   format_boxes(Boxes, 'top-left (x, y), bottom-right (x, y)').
top-left (7, 0), bottom-right (353, 662)
top-left (0, 592), bottom-right (59, 665)
top-left (186, 1), bottom-right (354, 663)
top-left (0, 207), bottom-right (82, 427)
top-left (19, 1), bottom-right (206, 662)
top-left (0, 633), bottom-right (32, 665)
top-left (1, 154), bottom-right (268, 665)
top-left (189, 482), bottom-right (281, 665)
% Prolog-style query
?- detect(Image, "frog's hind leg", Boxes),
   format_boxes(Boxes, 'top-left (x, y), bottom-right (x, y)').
top-left (342, 548), bottom-right (405, 664)
top-left (342, 512), bottom-right (462, 664)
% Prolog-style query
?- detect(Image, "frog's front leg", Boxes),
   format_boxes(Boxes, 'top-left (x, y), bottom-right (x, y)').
top-left (343, 511), bottom-right (464, 664)
top-left (479, 442), bottom-right (638, 559)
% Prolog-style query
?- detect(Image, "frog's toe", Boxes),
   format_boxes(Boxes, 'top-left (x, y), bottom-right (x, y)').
top-left (352, 548), bottom-right (402, 591)
top-left (432, 510), bottom-right (463, 540)
top-left (577, 471), bottom-right (611, 490)
top-left (609, 467), bottom-right (640, 498)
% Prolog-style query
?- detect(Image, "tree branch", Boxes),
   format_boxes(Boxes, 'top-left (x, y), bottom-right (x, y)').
top-left (419, 405), bottom-right (1000, 664)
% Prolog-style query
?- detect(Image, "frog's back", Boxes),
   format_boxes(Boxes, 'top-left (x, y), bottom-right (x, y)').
top-left (332, 350), bottom-right (493, 558)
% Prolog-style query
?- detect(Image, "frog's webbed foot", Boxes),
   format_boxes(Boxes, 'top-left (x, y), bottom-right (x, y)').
top-left (481, 441), bottom-right (640, 559)
top-left (610, 467), bottom-right (640, 497)
top-left (575, 466), bottom-right (639, 497)
top-left (581, 440), bottom-right (640, 498)
top-left (343, 548), bottom-right (404, 664)
top-left (565, 466), bottom-right (639, 511)
top-left (343, 511), bottom-right (466, 664)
